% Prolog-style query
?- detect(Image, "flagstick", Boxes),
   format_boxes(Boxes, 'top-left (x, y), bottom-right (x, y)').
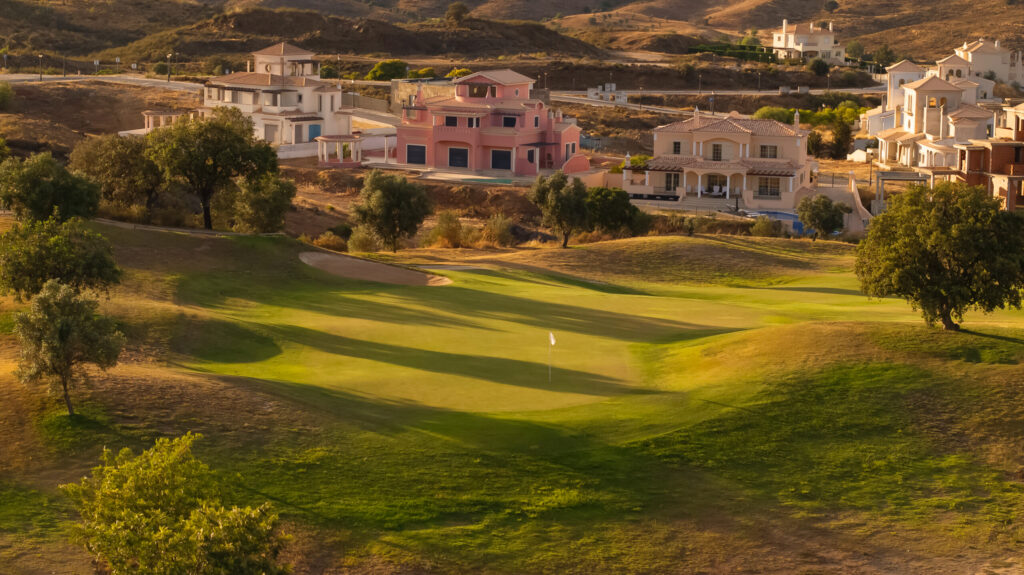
top-left (548, 340), bottom-right (552, 385)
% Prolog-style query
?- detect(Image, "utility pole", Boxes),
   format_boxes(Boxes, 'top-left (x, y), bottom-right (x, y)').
top-left (698, 73), bottom-right (702, 95)
top-left (37, 54), bottom-right (43, 81)
top-left (166, 53), bottom-right (172, 82)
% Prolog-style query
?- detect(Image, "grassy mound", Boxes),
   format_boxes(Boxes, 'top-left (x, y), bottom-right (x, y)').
top-left (3, 225), bottom-right (1024, 573)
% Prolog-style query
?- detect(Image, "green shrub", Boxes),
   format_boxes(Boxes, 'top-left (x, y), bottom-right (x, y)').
top-left (427, 210), bottom-right (464, 248)
top-left (347, 226), bottom-right (379, 252)
top-left (364, 59), bottom-right (408, 81)
top-left (750, 215), bottom-right (786, 237)
top-left (0, 82), bottom-right (13, 111)
top-left (329, 222), bottom-right (353, 240)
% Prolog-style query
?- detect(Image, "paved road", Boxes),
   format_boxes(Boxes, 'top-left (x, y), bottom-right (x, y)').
top-left (0, 73), bottom-right (204, 92)
top-left (552, 85), bottom-right (886, 97)
top-left (551, 94), bottom-right (691, 115)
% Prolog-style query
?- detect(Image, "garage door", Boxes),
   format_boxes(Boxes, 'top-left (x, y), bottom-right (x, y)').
top-left (449, 148), bottom-right (469, 168)
top-left (407, 145), bottom-right (426, 165)
top-left (491, 149), bottom-right (512, 170)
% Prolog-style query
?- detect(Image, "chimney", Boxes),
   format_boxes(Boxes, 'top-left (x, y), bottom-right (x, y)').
top-left (810, 22), bottom-right (815, 32)
top-left (995, 39), bottom-right (1001, 48)
top-left (829, 21), bottom-right (834, 32)
top-left (940, 104), bottom-right (947, 139)
top-left (782, 18), bottom-right (788, 32)
top-left (793, 109), bottom-right (800, 128)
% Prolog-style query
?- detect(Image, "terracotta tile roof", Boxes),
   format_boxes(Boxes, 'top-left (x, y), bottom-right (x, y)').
top-left (252, 42), bottom-right (315, 57)
top-left (903, 75), bottom-right (963, 92)
top-left (644, 155), bottom-right (799, 176)
top-left (877, 127), bottom-right (909, 141)
top-left (897, 132), bottom-right (927, 143)
top-left (961, 39), bottom-right (1006, 54)
top-left (780, 22), bottom-right (832, 35)
top-left (454, 69), bottom-right (534, 86)
top-left (886, 60), bottom-right (925, 73)
top-left (948, 103), bottom-right (993, 120)
top-left (951, 78), bottom-right (979, 88)
top-left (422, 95), bottom-right (543, 112)
top-left (937, 54), bottom-right (970, 66)
top-left (210, 72), bottom-right (327, 88)
top-left (653, 116), bottom-right (796, 137)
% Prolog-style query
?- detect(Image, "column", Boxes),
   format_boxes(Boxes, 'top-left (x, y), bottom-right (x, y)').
top-left (682, 172), bottom-right (688, 195)
top-left (512, 146), bottom-right (517, 174)
top-left (725, 174), bottom-right (730, 199)
top-left (644, 171), bottom-right (649, 187)
top-left (692, 141), bottom-right (697, 155)
top-left (384, 136), bottom-right (390, 164)
top-left (788, 176), bottom-right (793, 193)
top-left (698, 175), bottom-right (703, 198)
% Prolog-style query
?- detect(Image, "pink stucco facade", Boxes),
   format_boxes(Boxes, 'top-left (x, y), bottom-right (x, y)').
top-left (395, 70), bottom-right (586, 176)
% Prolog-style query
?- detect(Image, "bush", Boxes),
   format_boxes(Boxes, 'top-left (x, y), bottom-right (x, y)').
top-left (347, 226), bottom-right (379, 252)
top-left (0, 82), bottom-right (13, 111)
top-left (313, 231), bottom-right (347, 252)
top-left (750, 215), bottom-right (786, 237)
top-left (319, 64), bottom-right (339, 79)
top-left (153, 62), bottom-right (168, 76)
top-left (365, 59), bottom-right (408, 81)
top-left (427, 210), bottom-right (464, 248)
top-left (481, 212), bottom-right (515, 247)
top-left (807, 58), bottom-right (830, 76)
top-left (232, 175), bottom-right (296, 233)
top-left (329, 222), bottom-right (353, 240)
top-left (408, 67), bottom-right (436, 79)
top-left (446, 68), bottom-right (472, 78)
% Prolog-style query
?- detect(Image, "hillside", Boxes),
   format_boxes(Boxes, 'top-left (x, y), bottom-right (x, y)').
top-left (5, 221), bottom-right (1024, 573)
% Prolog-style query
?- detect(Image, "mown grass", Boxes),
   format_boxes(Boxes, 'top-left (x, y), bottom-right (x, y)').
top-left (5, 228), bottom-right (1024, 573)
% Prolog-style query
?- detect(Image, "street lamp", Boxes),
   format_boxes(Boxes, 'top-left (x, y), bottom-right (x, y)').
top-left (166, 53), bottom-right (172, 82)
top-left (698, 73), bottom-right (702, 95)
top-left (639, 85), bottom-right (643, 112)
top-left (38, 54), bottom-right (43, 81)
top-left (827, 71), bottom-right (831, 92)
top-left (757, 71), bottom-right (761, 92)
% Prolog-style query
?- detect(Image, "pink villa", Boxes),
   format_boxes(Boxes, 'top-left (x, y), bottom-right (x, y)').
top-left (395, 70), bottom-right (590, 176)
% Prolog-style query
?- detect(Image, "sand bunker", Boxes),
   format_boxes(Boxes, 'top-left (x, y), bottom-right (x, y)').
top-left (299, 252), bottom-right (452, 286)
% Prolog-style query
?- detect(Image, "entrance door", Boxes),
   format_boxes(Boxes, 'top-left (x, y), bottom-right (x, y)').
top-left (264, 124), bottom-right (279, 144)
top-left (308, 124), bottom-right (322, 140)
top-left (665, 172), bottom-right (680, 192)
top-left (294, 124), bottom-right (303, 144)
top-left (407, 145), bottom-right (426, 165)
top-left (491, 149), bottom-right (512, 170)
top-left (449, 148), bottom-right (469, 168)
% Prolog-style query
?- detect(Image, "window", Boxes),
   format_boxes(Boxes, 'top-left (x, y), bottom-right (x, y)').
top-left (711, 143), bottom-right (723, 161)
top-left (672, 141), bottom-right (681, 154)
top-left (491, 150), bottom-right (512, 170)
top-left (898, 79), bottom-right (905, 86)
top-left (939, 97), bottom-right (947, 107)
top-left (469, 85), bottom-right (489, 98)
top-left (318, 95), bottom-right (323, 112)
top-left (571, 143), bottom-right (576, 153)
top-left (468, 117), bottom-right (479, 128)
top-left (956, 69), bottom-right (963, 78)
top-left (515, 89), bottom-right (520, 96)
top-left (665, 172), bottom-right (680, 191)
top-left (330, 95), bottom-right (335, 110)
top-left (445, 116), bottom-right (458, 127)
top-left (757, 177), bottom-right (781, 197)
top-left (297, 94), bottom-right (303, 104)
top-left (760, 145), bottom-right (778, 158)
top-left (928, 97), bottom-right (937, 107)
top-left (527, 149), bottom-right (535, 163)
top-left (534, 116), bottom-right (540, 128)
top-left (503, 116), bottom-right (517, 128)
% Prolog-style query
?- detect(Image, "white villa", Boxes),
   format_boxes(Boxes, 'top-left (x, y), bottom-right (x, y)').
top-left (955, 39), bottom-right (1023, 84)
top-left (127, 42), bottom-right (396, 161)
top-left (771, 19), bottom-right (846, 65)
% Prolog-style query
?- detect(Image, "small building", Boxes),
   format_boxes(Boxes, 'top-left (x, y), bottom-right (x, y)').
top-left (394, 69), bottom-right (589, 176)
top-left (771, 19), bottom-right (846, 65)
top-left (586, 83), bottom-right (626, 103)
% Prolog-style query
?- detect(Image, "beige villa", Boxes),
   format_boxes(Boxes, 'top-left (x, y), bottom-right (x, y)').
top-left (619, 110), bottom-right (817, 211)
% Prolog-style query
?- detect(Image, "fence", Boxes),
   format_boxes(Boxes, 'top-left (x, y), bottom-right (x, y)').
top-left (341, 93), bottom-right (390, 114)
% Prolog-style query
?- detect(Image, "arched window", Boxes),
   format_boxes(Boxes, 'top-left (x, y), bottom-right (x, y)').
top-left (956, 69), bottom-right (963, 77)
top-left (928, 97), bottom-right (937, 107)
top-left (898, 78), bottom-right (906, 86)
top-left (940, 97), bottom-right (947, 107)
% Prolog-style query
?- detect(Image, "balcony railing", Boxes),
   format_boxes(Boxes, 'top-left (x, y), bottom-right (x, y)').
top-left (1009, 163), bottom-right (1024, 176)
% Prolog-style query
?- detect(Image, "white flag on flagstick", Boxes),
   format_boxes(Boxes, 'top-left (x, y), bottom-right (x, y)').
top-left (549, 332), bottom-right (556, 346)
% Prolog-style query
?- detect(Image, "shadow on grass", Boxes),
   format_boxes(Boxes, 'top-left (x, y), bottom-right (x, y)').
top-left (266, 324), bottom-right (650, 397)
top-left (762, 286), bottom-right (865, 297)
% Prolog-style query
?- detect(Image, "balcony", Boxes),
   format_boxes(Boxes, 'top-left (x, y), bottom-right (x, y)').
top-left (1010, 163), bottom-right (1024, 176)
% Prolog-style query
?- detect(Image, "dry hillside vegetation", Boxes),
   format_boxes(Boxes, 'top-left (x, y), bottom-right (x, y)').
top-left (0, 82), bottom-right (199, 157)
